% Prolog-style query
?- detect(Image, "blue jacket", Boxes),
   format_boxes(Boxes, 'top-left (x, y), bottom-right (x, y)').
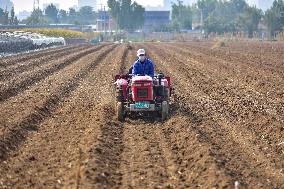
top-left (132, 58), bottom-right (154, 78)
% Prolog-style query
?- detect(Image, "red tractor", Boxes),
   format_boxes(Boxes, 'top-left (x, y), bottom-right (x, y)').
top-left (114, 73), bottom-right (171, 121)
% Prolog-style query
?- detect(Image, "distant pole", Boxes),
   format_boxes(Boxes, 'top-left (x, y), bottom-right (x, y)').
top-left (104, 6), bottom-right (106, 37)
top-left (201, 8), bottom-right (203, 34)
top-left (109, 13), bottom-right (111, 35)
top-left (101, 4), bottom-right (103, 32)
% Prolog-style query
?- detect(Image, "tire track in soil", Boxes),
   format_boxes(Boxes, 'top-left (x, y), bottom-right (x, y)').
top-left (0, 45), bottom-right (78, 68)
top-left (0, 45), bottom-right (88, 81)
top-left (121, 120), bottom-right (183, 189)
top-left (0, 44), bottom-right (117, 161)
top-left (118, 44), bottom-right (131, 74)
top-left (83, 105), bottom-right (124, 188)
top-left (147, 43), bottom-right (284, 188)
top-left (0, 44), bottom-right (109, 102)
top-left (79, 45), bottom-right (130, 189)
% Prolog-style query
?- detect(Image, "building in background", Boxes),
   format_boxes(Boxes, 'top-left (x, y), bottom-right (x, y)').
top-left (78, 0), bottom-right (97, 11)
top-left (143, 11), bottom-right (170, 32)
top-left (0, 0), bottom-right (14, 11)
top-left (96, 10), bottom-right (116, 32)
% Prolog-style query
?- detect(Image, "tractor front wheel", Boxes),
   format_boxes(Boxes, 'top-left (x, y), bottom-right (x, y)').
top-left (116, 102), bottom-right (125, 122)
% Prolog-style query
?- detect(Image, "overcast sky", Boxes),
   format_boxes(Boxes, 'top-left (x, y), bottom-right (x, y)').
top-left (12, 0), bottom-right (163, 13)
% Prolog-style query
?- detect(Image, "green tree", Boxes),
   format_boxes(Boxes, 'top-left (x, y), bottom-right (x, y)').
top-left (108, 0), bottom-right (145, 31)
top-left (191, 4), bottom-right (201, 28)
top-left (238, 6), bottom-right (262, 37)
top-left (130, 2), bottom-right (145, 30)
top-left (78, 6), bottom-right (95, 24)
top-left (68, 8), bottom-right (77, 24)
top-left (197, 0), bottom-right (218, 19)
top-left (120, 0), bottom-right (131, 29)
top-left (107, 0), bottom-right (121, 28)
top-left (196, 0), bottom-right (255, 34)
top-left (58, 9), bottom-right (68, 23)
top-left (264, 0), bottom-right (284, 38)
top-left (3, 9), bottom-right (9, 25)
top-left (14, 16), bottom-right (19, 25)
top-left (45, 4), bottom-right (59, 23)
top-left (0, 8), bottom-right (4, 24)
top-left (172, 0), bottom-right (192, 30)
top-left (9, 6), bottom-right (15, 24)
top-left (26, 8), bottom-right (46, 25)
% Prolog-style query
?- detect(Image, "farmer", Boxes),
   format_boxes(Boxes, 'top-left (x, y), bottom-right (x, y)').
top-left (130, 49), bottom-right (154, 78)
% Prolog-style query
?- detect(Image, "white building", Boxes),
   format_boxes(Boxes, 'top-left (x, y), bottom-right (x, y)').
top-left (0, 0), bottom-right (13, 11)
top-left (78, 0), bottom-right (97, 11)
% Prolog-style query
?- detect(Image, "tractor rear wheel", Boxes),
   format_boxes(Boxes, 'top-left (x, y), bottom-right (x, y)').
top-left (116, 102), bottom-right (125, 122)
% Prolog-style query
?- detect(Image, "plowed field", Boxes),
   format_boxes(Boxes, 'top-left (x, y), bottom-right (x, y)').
top-left (0, 41), bottom-right (283, 189)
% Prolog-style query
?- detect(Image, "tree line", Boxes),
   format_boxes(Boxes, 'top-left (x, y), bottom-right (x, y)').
top-left (2, 0), bottom-right (283, 38)
top-left (0, 7), bottom-right (19, 25)
top-left (22, 4), bottom-right (97, 25)
top-left (107, 0), bottom-right (145, 31)
top-left (169, 0), bottom-right (284, 38)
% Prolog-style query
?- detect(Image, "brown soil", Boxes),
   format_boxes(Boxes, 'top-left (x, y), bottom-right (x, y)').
top-left (0, 42), bottom-right (283, 189)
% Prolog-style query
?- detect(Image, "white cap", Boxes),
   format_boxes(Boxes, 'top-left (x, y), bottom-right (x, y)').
top-left (137, 49), bottom-right (146, 56)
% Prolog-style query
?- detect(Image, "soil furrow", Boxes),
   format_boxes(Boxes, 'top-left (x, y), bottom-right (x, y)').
top-left (153, 43), bottom-right (284, 122)
top-left (0, 44), bottom-right (122, 188)
top-left (0, 45), bottom-right (78, 68)
top-left (0, 45), bottom-right (117, 161)
top-left (0, 45), bottom-right (88, 81)
top-left (148, 43), bottom-right (284, 188)
top-left (79, 45), bottom-right (130, 189)
top-left (0, 44), bottom-right (108, 102)
top-left (161, 111), bottom-right (234, 188)
top-left (174, 42), bottom-right (284, 75)
top-left (149, 43), bottom-right (284, 167)
top-left (119, 44), bottom-right (131, 74)
top-left (120, 121), bottom-right (171, 188)
top-left (0, 41), bottom-right (283, 189)
top-left (82, 105), bottom-right (124, 188)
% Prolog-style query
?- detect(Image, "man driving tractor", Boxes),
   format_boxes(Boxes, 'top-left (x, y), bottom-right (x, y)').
top-left (129, 49), bottom-right (155, 78)
top-left (115, 48), bottom-right (170, 121)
